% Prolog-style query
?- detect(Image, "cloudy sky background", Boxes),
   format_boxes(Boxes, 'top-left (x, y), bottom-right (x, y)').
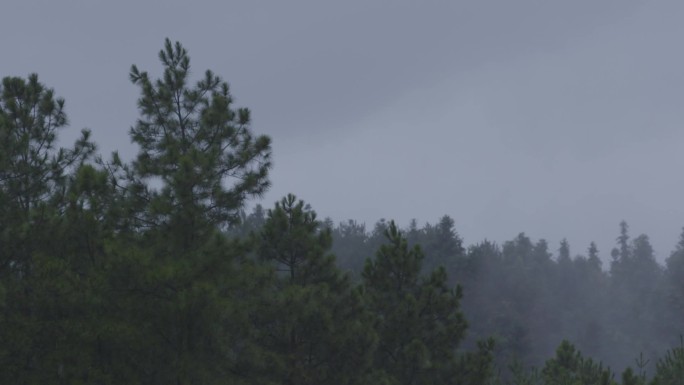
top-left (3, 0), bottom-right (684, 264)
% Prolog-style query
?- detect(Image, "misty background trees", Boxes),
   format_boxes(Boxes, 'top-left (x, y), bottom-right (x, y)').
top-left (327, 211), bottom-right (684, 368)
top-left (2, 40), bottom-right (684, 384)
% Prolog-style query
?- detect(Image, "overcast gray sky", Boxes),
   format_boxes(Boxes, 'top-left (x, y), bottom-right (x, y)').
top-left (3, 0), bottom-right (684, 263)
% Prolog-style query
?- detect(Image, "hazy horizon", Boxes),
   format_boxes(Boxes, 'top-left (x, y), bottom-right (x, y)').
top-left (4, 0), bottom-right (684, 263)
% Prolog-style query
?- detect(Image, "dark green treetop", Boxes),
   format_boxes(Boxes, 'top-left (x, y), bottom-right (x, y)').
top-left (650, 337), bottom-right (684, 385)
top-left (124, 38), bottom-right (271, 242)
top-left (256, 194), bottom-right (376, 385)
top-left (0, 74), bottom-right (95, 214)
top-left (541, 340), bottom-right (614, 385)
top-left (362, 220), bottom-right (475, 384)
top-left (0, 74), bottom-right (98, 383)
top-left (0, 74), bottom-right (95, 272)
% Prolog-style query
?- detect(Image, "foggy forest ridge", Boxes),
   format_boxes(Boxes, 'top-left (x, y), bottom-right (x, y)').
top-left (4, 1), bottom-right (684, 383)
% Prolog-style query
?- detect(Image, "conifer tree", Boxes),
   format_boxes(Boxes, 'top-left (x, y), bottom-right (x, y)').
top-left (664, 229), bottom-right (684, 338)
top-left (588, 242), bottom-right (601, 270)
top-left (0, 74), bottom-right (95, 274)
top-left (558, 239), bottom-right (571, 265)
top-left (541, 340), bottom-right (614, 385)
top-left (330, 219), bottom-right (369, 278)
top-left (362, 220), bottom-right (475, 384)
top-left (0, 74), bottom-right (99, 383)
top-left (122, 38), bottom-right (271, 246)
top-left (612, 220), bottom-right (631, 265)
top-left (256, 194), bottom-right (376, 385)
top-left (97, 39), bottom-right (273, 384)
top-left (421, 215), bottom-right (465, 278)
top-left (651, 337), bottom-right (684, 385)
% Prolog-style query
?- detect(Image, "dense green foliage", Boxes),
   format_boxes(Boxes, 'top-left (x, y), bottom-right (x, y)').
top-left (2, 39), bottom-right (684, 384)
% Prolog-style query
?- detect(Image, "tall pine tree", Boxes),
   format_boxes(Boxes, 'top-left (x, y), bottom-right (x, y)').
top-left (123, 38), bottom-right (271, 247)
top-left (362, 221), bottom-right (487, 384)
top-left (255, 194), bottom-right (376, 385)
top-left (99, 39), bottom-right (273, 384)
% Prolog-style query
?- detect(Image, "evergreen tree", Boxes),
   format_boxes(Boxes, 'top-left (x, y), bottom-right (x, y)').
top-left (421, 215), bottom-right (465, 277)
top-left (363, 221), bottom-right (479, 384)
top-left (607, 223), bottom-right (665, 371)
top-left (0, 74), bottom-right (97, 383)
top-left (330, 219), bottom-right (369, 278)
top-left (122, 38), bottom-right (271, 246)
top-left (96, 39), bottom-right (273, 384)
top-left (650, 338), bottom-right (684, 385)
top-left (458, 240), bottom-right (503, 358)
top-left (259, 194), bottom-right (337, 285)
top-left (406, 218), bottom-right (421, 244)
top-left (558, 239), bottom-right (571, 265)
top-left (256, 194), bottom-right (376, 385)
top-left (0, 74), bottom-right (95, 274)
top-left (541, 340), bottom-right (614, 385)
top-left (532, 239), bottom-right (553, 265)
top-left (664, 229), bottom-right (684, 339)
top-left (570, 242), bottom-right (608, 361)
top-left (588, 242), bottom-right (602, 270)
top-left (612, 220), bottom-right (631, 266)
top-left (367, 218), bottom-right (390, 257)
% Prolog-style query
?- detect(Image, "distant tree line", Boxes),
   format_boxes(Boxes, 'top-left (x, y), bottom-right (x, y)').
top-left (237, 205), bottom-right (684, 384)
top-left (1, 39), bottom-right (683, 384)
top-left (316, 216), bottom-right (684, 374)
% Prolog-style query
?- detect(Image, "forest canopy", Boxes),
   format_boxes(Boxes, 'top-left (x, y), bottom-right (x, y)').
top-left (1, 39), bottom-right (683, 385)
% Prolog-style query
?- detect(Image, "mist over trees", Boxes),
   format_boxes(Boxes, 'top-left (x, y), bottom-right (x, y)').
top-left (1, 40), bottom-right (684, 384)
top-left (328, 215), bottom-right (684, 373)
